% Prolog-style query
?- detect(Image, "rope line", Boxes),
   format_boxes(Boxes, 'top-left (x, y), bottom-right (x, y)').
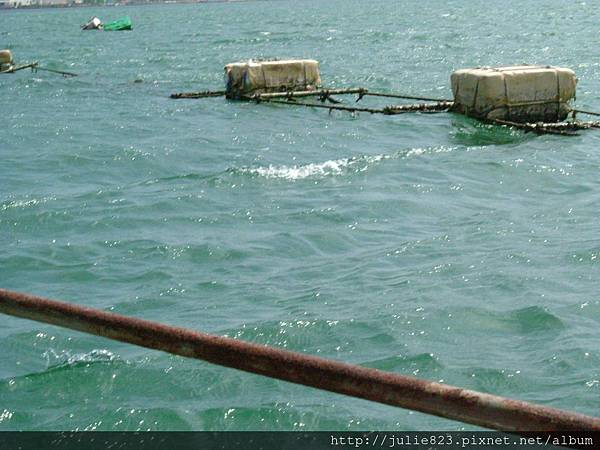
top-left (488, 118), bottom-right (600, 136)
top-left (1, 62), bottom-right (77, 77)
top-left (170, 90), bottom-right (227, 99)
top-left (256, 98), bottom-right (453, 115)
top-left (571, 108), bottom-right (600, 117)
top-left (169, 87), bottom-right (450, 103)
top-left (167, 86), bottom-right (600, 137)
top-left (359, 91), bottom-right (451, 102)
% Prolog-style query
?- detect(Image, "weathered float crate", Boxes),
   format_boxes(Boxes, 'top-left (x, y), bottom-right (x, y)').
top-left (224, 59), bottom-right (322, 99)
top-left (451, 65), bottom-right (576, 123)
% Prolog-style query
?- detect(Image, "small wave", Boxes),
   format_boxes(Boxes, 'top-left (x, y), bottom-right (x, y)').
top-left (364, 353), bottom-right (443, 373)
top-left (42, 348), bottom-right (118, 368)
top-left (236, 145), bottom-right (458, 181)
top-left (465, 366), bottom-right (526, 393)
top-left (1, 196), bottom-right (55, 211)
top-left (239, 154), bottom-right (390, 180)
top-left (508, 306), bottom-right (565, 333)
top-left (140, 146), bottom-right (455, 186)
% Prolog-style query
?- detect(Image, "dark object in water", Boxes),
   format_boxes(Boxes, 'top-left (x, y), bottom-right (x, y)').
top-left (103, 17), bottom-right (133, 32)
top-left (82, 16), bottom-right (132, 31)
top-left (82, 17), bottom-right (103, 30)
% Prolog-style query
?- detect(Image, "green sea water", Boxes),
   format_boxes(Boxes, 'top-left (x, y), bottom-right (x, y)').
top-left (1, 0), bottom-right (600, 431)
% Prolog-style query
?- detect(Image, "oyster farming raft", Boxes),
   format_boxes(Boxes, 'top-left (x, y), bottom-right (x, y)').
top-left (171, 59), bottom-right (600, 136)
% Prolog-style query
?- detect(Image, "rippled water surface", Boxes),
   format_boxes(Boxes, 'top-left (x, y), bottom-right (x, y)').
top-left (2, 0), bottom-right (600, 431)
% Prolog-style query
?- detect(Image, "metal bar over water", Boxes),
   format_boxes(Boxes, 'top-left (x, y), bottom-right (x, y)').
top-left (1, 288), bottom-right (599, 432)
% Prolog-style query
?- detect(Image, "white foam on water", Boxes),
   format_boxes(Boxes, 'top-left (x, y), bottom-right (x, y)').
top-left (1, 196), bottom-right (55, 211)
top-left (42, 348), bottom-right (117, 368)
top-left (241, 154), bottom-right (390, 180)
top-left (239, 145), bottom-right (458, 181)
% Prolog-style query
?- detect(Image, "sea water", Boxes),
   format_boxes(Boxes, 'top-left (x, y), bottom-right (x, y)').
top-left (1, 0), bottom-right (600, 431)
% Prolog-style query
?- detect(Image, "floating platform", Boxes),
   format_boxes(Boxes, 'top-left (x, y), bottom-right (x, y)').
top-left (172, 60), bottom-right (600, 136)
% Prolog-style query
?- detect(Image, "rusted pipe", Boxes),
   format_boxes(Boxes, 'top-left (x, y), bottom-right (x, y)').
top-left (1, 288), bottom-right (599, 432)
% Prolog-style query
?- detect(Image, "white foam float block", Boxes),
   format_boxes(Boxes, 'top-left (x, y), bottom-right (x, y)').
top-left (225, 59), bottom-right (322, 99)
top-left (451, 65), bottom-right (576, 123)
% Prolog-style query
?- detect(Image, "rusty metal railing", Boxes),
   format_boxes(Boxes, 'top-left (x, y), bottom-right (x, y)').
top-left (1, 288), bottom-right (599, 432)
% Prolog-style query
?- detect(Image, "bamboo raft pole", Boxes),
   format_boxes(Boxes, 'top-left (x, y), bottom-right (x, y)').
top-left (256, 98), bottom-right (387, 114)
top-left (384, 101), bottom-right (454, 114)
top-left (0, 62), bottom-right (37, 74)
top-left (169, 87), bottom-right (366, 100)
top-left (33, 65), bottom-right (78, 78)
top-left (250, 87), bottom-right (367, 100)
top-left (489, 118), bottom-right (600, 136)
top-left (169, 87), bottom-right (452, 103)
top-left (170, 90), bottom-right (227, 99)
top-left (167, 86), bottom-right (600, 136)
top-left (359, 91), bottom-right (452, 102)
top-left (1, 288), bottom-right (600, 435)
top-left (258, 98), bottom-right (453, 115)
top-left (0, 62), bottom-right (77, 77)
top-left (571, 108), bottom-right (600, 118)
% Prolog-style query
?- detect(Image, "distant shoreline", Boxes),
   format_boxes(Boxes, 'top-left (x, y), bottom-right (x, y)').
top-left (0, 0), bottom-right (247, 11)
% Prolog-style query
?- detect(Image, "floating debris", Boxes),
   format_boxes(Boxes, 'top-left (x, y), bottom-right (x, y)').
top-left (81, 16), bottom-right (133, 32)
top-left (104, 17), bottom-right (133, 32)
top-left (82, 17), bottom-right (103, 31)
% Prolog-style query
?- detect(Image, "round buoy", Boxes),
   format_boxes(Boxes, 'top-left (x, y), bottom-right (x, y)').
top-left (0, 49), bottom-right (13, 65)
